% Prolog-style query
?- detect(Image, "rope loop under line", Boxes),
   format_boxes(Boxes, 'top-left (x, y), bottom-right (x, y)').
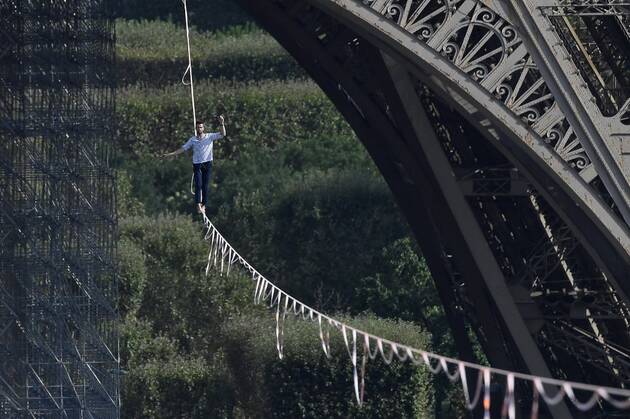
top-left (182, 64), bottom-right (192, 86)
top-left (200, 213), bottom-right (630, 414)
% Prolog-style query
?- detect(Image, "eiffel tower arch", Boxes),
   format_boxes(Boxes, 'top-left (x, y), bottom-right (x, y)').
top-left (236, 1), bottom-right (630, 417)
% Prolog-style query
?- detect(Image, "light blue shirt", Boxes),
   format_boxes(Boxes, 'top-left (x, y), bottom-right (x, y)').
top-left (181, 132), bottom-right (223, 164)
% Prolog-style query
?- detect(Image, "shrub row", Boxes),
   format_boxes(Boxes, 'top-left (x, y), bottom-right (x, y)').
top-left (115, 0), bottom-right (252, 32)
top-left (123, 314), bottom-right (439, 418)
top-left (117, 19), bottom-right (305, 85)
top-left (222, 314), bottom-right (436, 418)
top-left (116, 79), bottom-right (353, 157)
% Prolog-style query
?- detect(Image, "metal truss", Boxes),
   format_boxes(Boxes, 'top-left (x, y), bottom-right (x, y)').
top-left (502, 0), bottom-right (630, 226)
top-left (357, 0), bottom-right (596, 178)
top-left (456, 167), bottom-right (531, 197)
top-left (541, 1), bottom-right (630, 17)
top-left (542, 3), bottom-right (630, 118)
top-left (0, 0), bottom-right (119, 417)
top-left (311, 0), bottom-right (630, 276)
top-left (238, 0), bottom-right (630, 416)
top-left (418, 81), bottom-right (630, 393)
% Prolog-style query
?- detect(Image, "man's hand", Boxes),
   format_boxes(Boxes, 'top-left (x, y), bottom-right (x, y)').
top-left (217, 115), bottom-right (227, 137)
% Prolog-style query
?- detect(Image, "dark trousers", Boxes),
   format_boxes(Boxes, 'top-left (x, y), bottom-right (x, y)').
top-left (193, 161), bottom-right (212, 206)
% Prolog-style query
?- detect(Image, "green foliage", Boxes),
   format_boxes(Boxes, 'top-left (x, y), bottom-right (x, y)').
top-left (233, 170), bottom-right (407, 310)
top-left (117, 80), bottom-right (350, 157)
top-left (118, 214), bottom-right (256, 351)
top-left (116, 169), bottom-right (146, 218)
top-left (117, 236), bottom-right (147, 315)
top-left (115, 0), bottom-right (252, 32)
top-left (114, 10), bottom-right (466, 418)
top-left (121, 318), bottom-right (237, 418)
top-left (118, 215), bottom-right (441, 418)
top-left (354, 239), bottom-right (473, 418)
top-left (356, 238), bottom-right (443, 330)
top-left (117, 156), bottom-right (192, 216)
top-left (118, 214), bottom-right (258, 418)
top-left (117, 19), bottom-right (305, 85)
top-left (223, 314), bottom-right (435, 418)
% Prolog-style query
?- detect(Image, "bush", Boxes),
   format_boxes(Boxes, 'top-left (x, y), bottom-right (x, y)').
top-left (118, 214), bottom-right (257, 351)
top-left (116, 169), bottom-right (146, 218)
top-left (118, 214), bottom-right (443, 418)
top-left (118, 214), bottom-right (261, 417)
top-left (121, 318), bottom-right (237, 418)
top-left (117, 80), bottom-right (352, 158)
top-left (355, 238), bottom-right (444, 332)
top-left (117, 156), bottom-right (192, 216)
top-left (117, 19), bottom-right (305, 85)
top-left (245, 170), bottom-right (407, 310)
top-left (223, 313), bottom-right (436, 418)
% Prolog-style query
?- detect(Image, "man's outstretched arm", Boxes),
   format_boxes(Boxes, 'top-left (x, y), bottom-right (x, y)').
top-left (162, 139), bottom-right (191, 158)
top-left (162, 148), bottom-right (185, 158)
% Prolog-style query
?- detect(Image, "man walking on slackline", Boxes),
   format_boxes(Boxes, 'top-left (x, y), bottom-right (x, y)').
top-left (163, 115), bottom-right (226, 214)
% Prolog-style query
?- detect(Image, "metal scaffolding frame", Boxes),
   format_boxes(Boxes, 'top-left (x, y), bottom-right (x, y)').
top-left (0, 0), bottom-right (119, 417)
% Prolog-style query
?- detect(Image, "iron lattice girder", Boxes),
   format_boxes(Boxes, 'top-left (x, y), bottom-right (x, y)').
top-left (455, 167), bottom-right (531, 196)
top-left (541, 322), bottom-right (630, 382)
top-left (311, 0), bottom-right (630, 330)
top-left (500, 0), bottom-right (630, 226)
top-left (418, 74), bottom-right (630, 389)
top-left (357, 0), bottom-right (598, 180)
top-left (514, 221), bottom-right (580, 289)
top-left (0, 0), bottom-right (119, 417)
top-left (310, 0), bottom-right (630, 294)
top-left (546, 10), bottom-right (630, 118)
top-left (541, 1), bottom-right (630, 17)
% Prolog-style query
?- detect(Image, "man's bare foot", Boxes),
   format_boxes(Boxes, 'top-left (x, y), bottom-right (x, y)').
top-left (197, 203), bottom-right (204, 214)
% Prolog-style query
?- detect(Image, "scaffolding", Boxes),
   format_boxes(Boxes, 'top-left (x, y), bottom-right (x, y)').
top-left (0, 0), bottom-right (119, 417)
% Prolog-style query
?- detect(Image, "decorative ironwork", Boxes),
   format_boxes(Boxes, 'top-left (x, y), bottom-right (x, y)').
top-left (363, 0), bottom-right (597, 179)
top-left (0, 0), bottom-right (119, 417)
